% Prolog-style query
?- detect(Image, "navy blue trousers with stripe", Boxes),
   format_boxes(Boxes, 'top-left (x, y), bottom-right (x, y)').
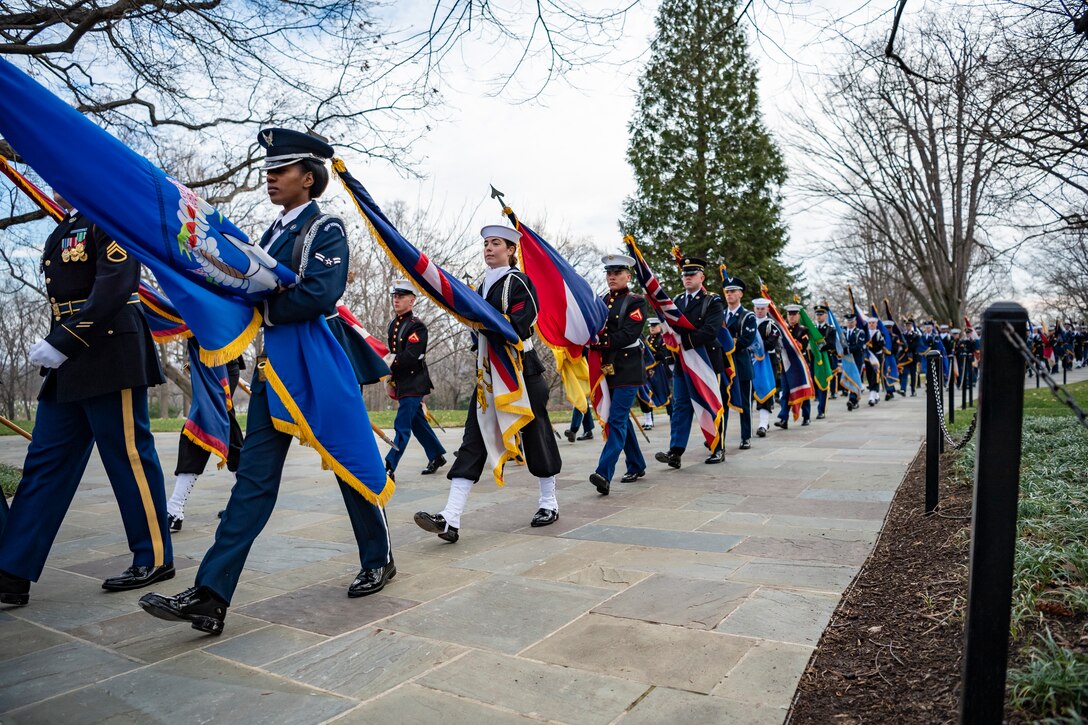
top-left (0, 387), bottom-right (171, 581)
top-left (195, 383), bottom-right (390, 604)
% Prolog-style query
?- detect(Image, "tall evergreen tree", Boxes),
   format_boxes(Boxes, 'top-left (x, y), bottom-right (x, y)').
top-left (621, 0), bottom-right (795, 294)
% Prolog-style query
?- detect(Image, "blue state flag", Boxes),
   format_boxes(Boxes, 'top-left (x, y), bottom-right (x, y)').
top-left (827, 309), bottom-right (864, 395)
top-left (0, 57), bottom-right (392, 506)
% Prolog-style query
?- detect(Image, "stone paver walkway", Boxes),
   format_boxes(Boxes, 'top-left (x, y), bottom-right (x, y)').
top-left (0, 390), bottom-right (928, 723)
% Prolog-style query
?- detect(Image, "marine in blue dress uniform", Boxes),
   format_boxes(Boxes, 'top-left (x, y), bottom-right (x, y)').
top-left (654, 257), bottom-right (724, 469)
top-left (139, 129), bottom-right (394, 635)
top-left (383, 279), bottom-right (446, 477)
top-left (0, 196), bottom-right (173, 606)
top-left (721, 274), bottom-right (757, 450)
top-left (588, 254), bottom-right (648, 496)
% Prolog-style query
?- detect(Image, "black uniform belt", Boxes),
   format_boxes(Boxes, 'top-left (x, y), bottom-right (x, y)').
top-left (52, 293), bottom-right (139, 318)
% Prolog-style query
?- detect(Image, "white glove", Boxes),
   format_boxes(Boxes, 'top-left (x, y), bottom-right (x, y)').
top-left (29, 339), bottom-right (68, 369)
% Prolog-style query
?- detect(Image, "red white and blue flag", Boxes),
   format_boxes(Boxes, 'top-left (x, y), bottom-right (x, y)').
top-left (760, 282), bottom-right (815, 419)
top-left (626, 236), bottom-right (723, 450)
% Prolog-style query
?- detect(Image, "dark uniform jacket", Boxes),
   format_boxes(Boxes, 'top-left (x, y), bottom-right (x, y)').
top-left (387, 312), bottom-right (433, 397)
top-left (253, 201), bottom-right (388, 395)
top-left (481, 269), bottom-right (545, 378)
top-left (39, 210), bottom-right (162, 403)
top-left (845, 325), bottom-right (868, 369)
top-left (675, 289), bottom-right (724, 373)
top-left (816, 322), bottom-right (840, 371)
top-left (590, 288), bottom-right (646, 388)
top-left (757, 318), bottom-right (784, 377)
top-left (788, 323), bottom-right (812, 367)
top-left (726, 305), bottom-right (758, 381)
top-left (866, 326), bottom-right (887, 363)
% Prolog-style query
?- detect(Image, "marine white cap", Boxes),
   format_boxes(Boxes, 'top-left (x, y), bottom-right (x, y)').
top-left (602, 253), bottom-right (636, 270)
top-left (390, 279), bottom-right (416, 295)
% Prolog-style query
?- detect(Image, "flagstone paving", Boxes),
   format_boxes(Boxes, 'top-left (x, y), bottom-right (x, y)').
top-left (0, 390), bottom-right (932, 724)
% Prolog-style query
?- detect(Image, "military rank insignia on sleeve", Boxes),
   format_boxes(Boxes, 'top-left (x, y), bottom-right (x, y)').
top-left (106, 241), bottom-right (128, 262)
top-left (407, 332), bottom-right (420, 343)
top-left (629, 307), bottom-right (644, 322)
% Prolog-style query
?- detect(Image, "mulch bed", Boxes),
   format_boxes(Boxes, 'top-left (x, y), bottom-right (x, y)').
top-left (788, 445), bottom-right (971, 723)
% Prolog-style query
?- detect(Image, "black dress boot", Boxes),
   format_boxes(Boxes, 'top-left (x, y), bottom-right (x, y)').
top-left (139, 586), bottom-right (228, 635)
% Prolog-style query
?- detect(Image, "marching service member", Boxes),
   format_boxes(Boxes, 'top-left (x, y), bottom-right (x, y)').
top-left (414, 224), bottom-right (562, 542)
top-left (588, 254), bottom-right (648, 495)
top-left (383, 279), bottom-right (446, 478)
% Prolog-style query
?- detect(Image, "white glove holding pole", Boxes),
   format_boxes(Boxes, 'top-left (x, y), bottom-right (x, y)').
top-left (29, 339), bottom-right (67, 369)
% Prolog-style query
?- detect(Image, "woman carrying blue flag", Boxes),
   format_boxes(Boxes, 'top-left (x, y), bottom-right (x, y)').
top-left (414, 224), bottom-right (562, 543)
top-left (140, 129), bottom-right (394, 635)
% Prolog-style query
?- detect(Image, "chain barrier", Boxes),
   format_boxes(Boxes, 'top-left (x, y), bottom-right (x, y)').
top-left (933, 370), bottom-right (978, 450)
top-left (1001, 322), bottom-right (1088, 430)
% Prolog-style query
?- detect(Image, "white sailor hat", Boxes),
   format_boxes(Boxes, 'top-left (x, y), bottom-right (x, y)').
top-left (951, 327), bottom-right (961, 334)
top-left (939, 323), bottom-right (950, 330)
top-left (480, 224), bottom-right (521, 244)
top-left (389, 279), bottom-right (416, 295)
top-left (883, 320), bottom-right (894, 326)
top-left (647, 316), bottom-right (661, 324)
top-left (752, 298), bottom-right (770, 308)
top-left (784, 304), bottom-right (801, 313)
top-left (602, 253), bottom-right (636, 271)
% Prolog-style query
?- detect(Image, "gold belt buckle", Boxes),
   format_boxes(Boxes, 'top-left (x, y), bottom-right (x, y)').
top-left (51, 302), bottom-right (61, 318)
top-left (601, 363), bottom-right (615, 376)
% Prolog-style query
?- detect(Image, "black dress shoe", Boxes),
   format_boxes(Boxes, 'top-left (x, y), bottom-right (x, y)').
top-left (564, 429), bottom-right (576, 442)
top-left (756, 426), bottom-right (767, 438)
top-left (620, 469), bottom-right (645, 483)
top-left (167, 514), bottom-right (183, 533)
top-left (654, 451), bottom-right (681, 469)
top-left (816, 413), bottom-right (826, 420)
top-left (0, 570), bottom-right (30, 606)
top-left (102, 563), bottom-right (176, 592)
top-left (739, 440), bottom-right (751, 450)
top-left (589, 472), bottom-right (610, 495)
top-left (348, 563), bottom-right (397, 597)
top-left (704, 450), bottom-right (724, 464)
top-left (421, 454), bottom-right (447, 475)
top-left (868, 399), bottom-right (877, 407)
top-left (531, 508), bottom-right (559, 527)
top-left (801, 418), bottom-right (811, 426)
top-left (414, 511), bottom-right (459, 543)
top-left (139, 586), bottom-right (228, 635)
top-left (774, 420), bottom-right (788, 430)
top-left (576, 431), bottom-right (593, 441)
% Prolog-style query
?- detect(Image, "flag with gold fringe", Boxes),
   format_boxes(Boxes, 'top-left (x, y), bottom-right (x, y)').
top-left (760, 282), bottom-right (815, 419)
top-left (330, 160), bottom-right (531, 485)
top-left (625, 235), bottom-right (723, 450)
top-left (0, 57), bottom-right (392, 506)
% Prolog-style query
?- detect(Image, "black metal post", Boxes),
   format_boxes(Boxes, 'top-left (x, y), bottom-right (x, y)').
top-left (968, 364), bottom-right (975, 407)
top-left (961, 353), bottom-right (969, 410)
top-left (947, 353), bottom-right (956, 424)
top-left (959, 302), bottom-right (1027, 725)
top-left (1063, 364), bottom-right (1067, 385)
top-left (925, 350), bottom-right (940, 514)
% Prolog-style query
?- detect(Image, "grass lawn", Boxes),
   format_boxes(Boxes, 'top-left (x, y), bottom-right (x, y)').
top-left (953, 412), bottom-right (1088, 720)
top-left (0, 463), bottom-right (18, 499)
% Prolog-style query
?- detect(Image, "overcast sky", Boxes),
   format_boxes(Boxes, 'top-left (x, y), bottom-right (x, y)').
top-left (335, 0), bottom-right (916, 279)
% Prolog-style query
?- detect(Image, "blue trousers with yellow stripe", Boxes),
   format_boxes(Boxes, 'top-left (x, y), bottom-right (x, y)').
top-left (195, 382), bottom-right (390, 604)
top-left (0, 387), bottom-right (171, 581)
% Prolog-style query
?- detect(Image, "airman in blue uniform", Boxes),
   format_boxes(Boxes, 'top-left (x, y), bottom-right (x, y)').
top-left (0, 196), bottom-right (173, 606)
top-left (140, 129), bottom-right (394, 635)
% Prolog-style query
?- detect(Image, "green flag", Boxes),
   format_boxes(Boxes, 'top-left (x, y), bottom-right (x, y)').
top-left (798, 307), bottom-right (834, 392)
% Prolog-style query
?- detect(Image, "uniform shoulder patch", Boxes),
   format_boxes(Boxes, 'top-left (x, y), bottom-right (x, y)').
top-left (106, 241), bottom-right (128, 263)
top-left (629, 307), bottom-right (644, 322)
top-left (407, 332), bottom-right (421, 343)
